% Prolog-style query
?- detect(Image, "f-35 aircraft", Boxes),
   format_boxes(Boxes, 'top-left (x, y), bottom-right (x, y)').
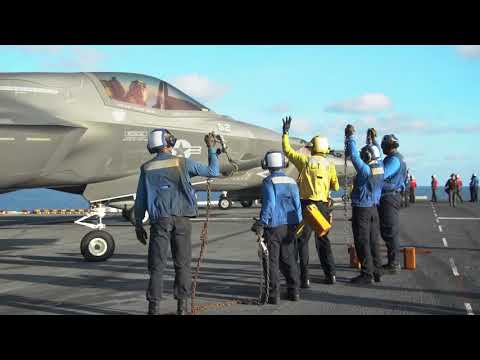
top-left (0, 72), bottom-right (354, 261)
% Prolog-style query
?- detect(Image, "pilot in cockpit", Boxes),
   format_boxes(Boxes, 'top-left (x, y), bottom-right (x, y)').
top-left (125, 80), bottom-right (148, 106)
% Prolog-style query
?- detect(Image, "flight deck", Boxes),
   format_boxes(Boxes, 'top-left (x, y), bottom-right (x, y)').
top-left (0, 201), bottom-right (478, 315)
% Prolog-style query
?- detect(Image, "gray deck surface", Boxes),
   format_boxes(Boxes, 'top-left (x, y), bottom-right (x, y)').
top-left (0, 201), bottom-right (478, 315)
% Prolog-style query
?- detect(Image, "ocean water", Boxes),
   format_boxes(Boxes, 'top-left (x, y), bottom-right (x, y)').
top-left (0, 186), bottom-right (476, 211)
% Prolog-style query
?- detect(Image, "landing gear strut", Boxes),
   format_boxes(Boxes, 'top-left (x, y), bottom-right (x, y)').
top-left (75, 204), bottom-right (116, 261)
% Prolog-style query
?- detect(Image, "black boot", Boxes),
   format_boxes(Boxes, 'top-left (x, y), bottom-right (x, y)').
top-left (148, 302), bottom-right (160, 315)
top-left (373, 272), bottom-right (381, 283)
top-left (177, 299), bottom-right (188, 315)
top-left (300, 279), bottom-right (310, 289)
top-left (324, 274), bottom-right (336, 285)
top-left (350, 274), bottom-right (373, 284)
top-left (382, 263), bottom-right (401, 275)
top-left (287, 289), bottom-right (300, 301)
top-left (267, 295), bottom-right (280, 305)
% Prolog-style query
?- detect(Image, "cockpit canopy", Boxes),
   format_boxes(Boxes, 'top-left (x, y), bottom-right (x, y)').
top-left (92, 72), bottom-right (209, 112)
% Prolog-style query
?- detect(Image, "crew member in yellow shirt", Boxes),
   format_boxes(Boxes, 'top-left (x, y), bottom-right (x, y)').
top-left (282, 116), bottom-right (339, 287)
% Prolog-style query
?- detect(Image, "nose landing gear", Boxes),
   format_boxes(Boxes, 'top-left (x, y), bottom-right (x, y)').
top-left (75, 204), bottom-right (115, 262)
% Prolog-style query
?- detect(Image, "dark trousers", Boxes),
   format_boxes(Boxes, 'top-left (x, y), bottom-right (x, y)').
top-left (378, 193), bottom-right (401, 266)
top-left (449, 190), bottom-right (456, 207)
top-left (351, 206), bottom-right (382, 277)
top-left (401, 189), bottom-right (409, 207)
top-left (264, 225), bottom-right (299, 298)
top-left (431, 188), bottom-right (437, 202)
top-left (146, 216), bottom-right (192, 305)
top-left (471, 187), bottom-right (478, 202)
top-left (409, 188), bottom-right (416, 203)
top-left (296, 200), bottom-right (336, 279)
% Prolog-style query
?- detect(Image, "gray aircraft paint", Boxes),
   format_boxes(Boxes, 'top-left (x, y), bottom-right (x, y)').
top-left (0, 72), bottom-right (354, 209)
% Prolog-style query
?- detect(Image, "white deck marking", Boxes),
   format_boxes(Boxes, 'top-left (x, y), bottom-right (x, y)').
top-left (437, 217), bottom-right (480, 220)
top-left (442, 237), bottom-right (448, 247)
top-left (438, 225), bottom-right (443, 232)
top-left (0, 137), bottom-right (15, 141)
top-left (26, 137), bottom-right (52, 142)
top-left (465, 303), bottom-right (474, 315)
top-left (449, 258), bottom-right (460, 276)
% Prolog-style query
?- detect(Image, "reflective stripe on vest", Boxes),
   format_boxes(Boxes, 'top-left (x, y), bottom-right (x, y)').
top-left (271, 176), bottom-right (297, 185)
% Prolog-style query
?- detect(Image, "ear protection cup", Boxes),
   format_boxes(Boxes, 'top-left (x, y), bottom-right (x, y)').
top-left (164, 131), bottom-right (177, 148)
top-left (261, 159), bottom-right (268, 170)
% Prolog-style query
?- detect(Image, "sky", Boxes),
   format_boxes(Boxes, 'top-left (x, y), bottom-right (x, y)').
top-left (0, 45), bottom-right (479, 186)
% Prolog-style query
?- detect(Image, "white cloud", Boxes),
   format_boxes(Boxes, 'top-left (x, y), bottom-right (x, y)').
top-left (325, 93), bottom-right (393, 113)
top-left (455, 45), bottom-right (480, 59)
top-left (169, 74), bottom-right (229, 102)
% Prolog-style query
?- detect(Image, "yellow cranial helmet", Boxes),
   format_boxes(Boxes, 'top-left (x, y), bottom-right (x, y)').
top-left (310, 136), bottom-right (329, 154)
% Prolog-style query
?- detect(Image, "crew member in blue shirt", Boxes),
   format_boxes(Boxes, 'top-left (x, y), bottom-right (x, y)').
top-left (470, 174), bottom-right (479, 203)
top-left (378, 133), bottom-right (407, 274)
top-left (345, 125), bottom-right (385, 284)
top-left (134, 128), bottom-right (220, 315)
top-left (251, 151), bottom-right (302, 304)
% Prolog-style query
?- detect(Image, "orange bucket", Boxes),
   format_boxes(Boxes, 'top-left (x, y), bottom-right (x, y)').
top-left (403, 247), bottom-right (416, 270)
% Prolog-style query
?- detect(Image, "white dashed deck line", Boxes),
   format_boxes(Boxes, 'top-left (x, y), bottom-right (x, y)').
top-left (442, 238), bottom-right (448, 247)
top-left (437, 217), bottom-right (480, 220)
top-left (465, 303), bottom-right (474, 315)
top-left (449, 258), bottom-right (460, 277)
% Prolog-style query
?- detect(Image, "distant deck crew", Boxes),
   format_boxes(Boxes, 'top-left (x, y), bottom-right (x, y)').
top-left (379, 133), bottom-right (407, 275)
top-left (455, 174), bottom-right (464, 203)
top-left (409, 175), bottom-right (417, 203)
top-left (470, 174), bottom-right (478, 202)
top-left (134, 128), bottom-right (220, 315)
top-left (431, 175), bottom-right (438, 202)
top-left (251, 151), bottom-right (302, 304)
top-left (445, 174), bottom-right (457, 207)
top-left (281, 116), bottom-right (339, 287)
top-left (345, 125), bottom-right (384, 284)
top-left (401, 170), bottom-right (410, 208)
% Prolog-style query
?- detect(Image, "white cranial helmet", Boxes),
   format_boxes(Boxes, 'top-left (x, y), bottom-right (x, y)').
top-left (261, 151), bottom-right (287, 170)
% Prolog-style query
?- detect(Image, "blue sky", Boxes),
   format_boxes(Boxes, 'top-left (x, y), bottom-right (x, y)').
top-left (1, 45), bottom-right (479, 185)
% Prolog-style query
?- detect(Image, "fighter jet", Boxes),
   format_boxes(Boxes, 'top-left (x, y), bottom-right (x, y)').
top-left (0, 72), bottom-right (354, 261)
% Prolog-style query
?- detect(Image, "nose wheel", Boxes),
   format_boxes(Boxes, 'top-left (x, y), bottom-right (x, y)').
top-left (218, 195), bottom-right (232, 210)
top-left (75, 204), bottom-right (116, 261)
top-left (80, 230), bottom-right (115, 262)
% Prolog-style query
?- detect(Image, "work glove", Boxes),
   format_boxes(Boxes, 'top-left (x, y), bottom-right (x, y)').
top-left (204, 132), bottom-right (217, 148)
top-left (282, 116), bottom-right (292, 135)
top-left (345, 124), bottom-right (355, 138)
top-left (367, 128), bottom-right (377, 144)
top-left (135, 225), bottom-right (148, 245)
top-left (251, 220), bottom-right (264, 237)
